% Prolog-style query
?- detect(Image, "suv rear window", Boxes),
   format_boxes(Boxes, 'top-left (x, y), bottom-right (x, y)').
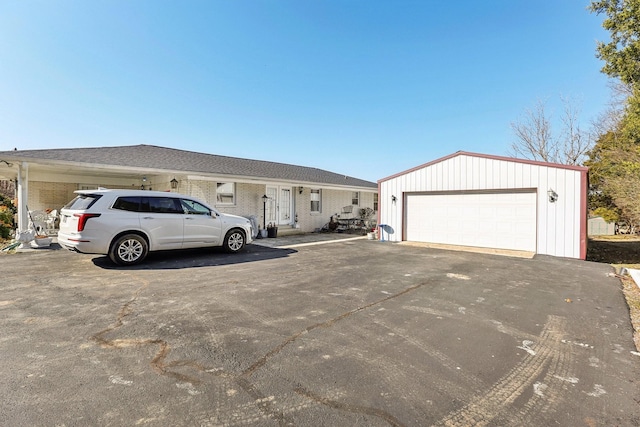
top-left (63, 194), bottom-right (102, 210)
top-left (113, 196), bottom-right (142, 212)
top-left (112, 197), bottom-right (185, 213)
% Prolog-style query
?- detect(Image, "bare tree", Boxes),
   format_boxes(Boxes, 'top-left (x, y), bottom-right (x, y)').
top-left (592, 81), bottom-right (631, 135)
top-left (559, 96), bottom-right (590, 165)
top-left (510, 99), bottom-right (555, 163)
top-left (510, 97), bottom-right (593, 165)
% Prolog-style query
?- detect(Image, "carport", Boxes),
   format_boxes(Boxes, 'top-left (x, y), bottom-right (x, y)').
top-left (378, 151), bottom-right (588, 259)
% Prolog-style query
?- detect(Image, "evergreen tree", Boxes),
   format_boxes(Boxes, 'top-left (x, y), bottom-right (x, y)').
top-left (588, 1), bottom-right (640, 228)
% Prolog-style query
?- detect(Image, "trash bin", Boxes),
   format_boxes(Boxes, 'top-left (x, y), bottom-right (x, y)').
top-left (244, 215), bottom-right (259, 239)
top-left (267, 226), bottom-right (278, 238)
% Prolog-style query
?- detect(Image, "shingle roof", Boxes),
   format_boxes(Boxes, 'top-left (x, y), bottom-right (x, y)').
top-left (0, 144), bottom-right (377, 189)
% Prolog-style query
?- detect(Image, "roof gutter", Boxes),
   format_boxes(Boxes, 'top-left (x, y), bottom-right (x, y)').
top-left (0, 155), bottom-right (377, 191)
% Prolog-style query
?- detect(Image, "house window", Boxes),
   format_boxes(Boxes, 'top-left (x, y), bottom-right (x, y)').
top-left (351, 191), bottom-right (360, 206)
top-left (216, 182), bottom-right (235, 205)
top-left (373, 193), bottom-right (378, 211)
top-left (310, 189), bottom-right (321, 213)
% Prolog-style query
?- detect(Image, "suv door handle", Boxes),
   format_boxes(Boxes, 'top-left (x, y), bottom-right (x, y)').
top-left (142, 216), bottom-right (154, 219)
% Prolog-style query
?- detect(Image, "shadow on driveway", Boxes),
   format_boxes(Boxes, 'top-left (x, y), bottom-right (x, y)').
top-left (92, 244), bottom-right (297, 270)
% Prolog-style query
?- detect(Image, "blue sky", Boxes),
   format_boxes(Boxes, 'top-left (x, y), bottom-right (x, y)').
top-left (0, 1), bottom-right (611, 182)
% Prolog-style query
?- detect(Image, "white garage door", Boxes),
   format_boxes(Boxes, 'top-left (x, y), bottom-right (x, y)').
top-left (405, 191), bottom-right (537, 252)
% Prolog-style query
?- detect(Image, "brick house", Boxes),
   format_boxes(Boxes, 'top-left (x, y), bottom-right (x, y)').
top-left (0, 145), bottom-right (378, 235)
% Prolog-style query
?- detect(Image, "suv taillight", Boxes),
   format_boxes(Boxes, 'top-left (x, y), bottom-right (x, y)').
top-left (73, 213), bottom-right (101, 231)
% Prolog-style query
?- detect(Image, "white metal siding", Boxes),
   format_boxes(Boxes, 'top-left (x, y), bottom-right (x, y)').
top-left (405, 191), bottom-right (537, 252)
top-left (379, 154), bottom-right (584, 258)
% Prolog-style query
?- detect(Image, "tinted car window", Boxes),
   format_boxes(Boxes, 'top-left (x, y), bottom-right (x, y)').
top-left (181, 199), bottom-right (211, 215)
top-left (63, 194), bottom-right (102, 210)
top-left (112, 197), bottom-right (141, 212)
top-left (148, 197), bottom-right (182, 214)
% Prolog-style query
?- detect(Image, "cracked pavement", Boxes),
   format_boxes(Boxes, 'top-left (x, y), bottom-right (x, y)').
top-left (1, 239), bottom-right (639, 426)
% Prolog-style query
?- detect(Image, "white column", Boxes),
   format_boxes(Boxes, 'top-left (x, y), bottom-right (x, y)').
top-left (16, 162), bottom-right (28, 232)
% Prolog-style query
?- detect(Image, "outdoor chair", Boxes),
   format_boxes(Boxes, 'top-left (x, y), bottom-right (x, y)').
top-left (30, 220), bottom-right (48, 236)
top-left (29, 210), bottom-right (57, 236)
top-left (337, 205), bottom-right (357, 229)
top-left (339, 205), bottom-right (353, 219)
top-left (46, 209), bottom-right (58, 232)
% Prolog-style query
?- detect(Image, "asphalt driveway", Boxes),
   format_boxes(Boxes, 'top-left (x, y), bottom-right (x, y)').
top-left (1, 239), bottom-right (639, 426)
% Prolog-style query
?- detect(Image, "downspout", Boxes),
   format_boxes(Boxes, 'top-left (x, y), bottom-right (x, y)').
top-left (16, 162), bottom-right (28, 232)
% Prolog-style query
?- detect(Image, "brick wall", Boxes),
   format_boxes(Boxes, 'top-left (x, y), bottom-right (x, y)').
top-left (28, 181), bottom-right (79, 212)
top-left (183, 180), bottom-right (216, 205)
top-left (215, 182), bottom-right (264, 219)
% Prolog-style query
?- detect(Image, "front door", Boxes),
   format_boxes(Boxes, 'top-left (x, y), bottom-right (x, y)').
top-left (265, 186), bottom-right (293, 226)
top-left (279, 188), bottom-right (292, 224)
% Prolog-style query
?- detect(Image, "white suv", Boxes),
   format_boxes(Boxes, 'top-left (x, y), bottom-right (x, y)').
top-left (58, 189), bottom-right (253, 265)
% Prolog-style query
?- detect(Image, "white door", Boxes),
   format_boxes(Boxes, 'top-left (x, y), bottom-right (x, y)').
top-left (279, 188), bottom-right (292, 224)
top-left (266, 186), bottom-right (293, 226)
top-left (265, 187), bottom-right (278, 226)
top-left (405, 191), bottom-right (537, 252)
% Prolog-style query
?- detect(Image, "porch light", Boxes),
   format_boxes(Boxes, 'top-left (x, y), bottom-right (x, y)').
top-left (391, 195), bottom-right (397, 203)
top-left (548, 189), bottom-right (558, 203)
top-left (170, 178), bottom-right (179, 189)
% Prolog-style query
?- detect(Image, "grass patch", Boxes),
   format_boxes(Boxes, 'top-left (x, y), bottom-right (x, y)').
top-left (589, 236), bottom-right (640, 352)
top-left (619, 276), bottom-right (640, 352)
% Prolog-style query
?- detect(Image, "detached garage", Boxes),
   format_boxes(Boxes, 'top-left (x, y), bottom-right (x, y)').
top-left (378, 152), bottom-right (588, 259)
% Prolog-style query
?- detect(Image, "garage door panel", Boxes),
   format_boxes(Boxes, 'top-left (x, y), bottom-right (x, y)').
top-left (405, 192), bottom-right (537, 252)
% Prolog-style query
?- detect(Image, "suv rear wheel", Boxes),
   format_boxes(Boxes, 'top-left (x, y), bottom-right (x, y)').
top-left (223, 229), bottom-right (245, 253)
top-left (109, 234), bottom-right (149, 265)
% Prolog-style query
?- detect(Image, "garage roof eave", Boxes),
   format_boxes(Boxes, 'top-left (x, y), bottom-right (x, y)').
top-left (378, 151), bottom-right (589, 183)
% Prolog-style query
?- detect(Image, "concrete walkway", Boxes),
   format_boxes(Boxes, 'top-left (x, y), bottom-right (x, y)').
top-left (252, 232), bottom-right (368, 248)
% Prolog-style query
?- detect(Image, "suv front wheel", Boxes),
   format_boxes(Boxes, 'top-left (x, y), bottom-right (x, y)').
top-left (109, 234), bottom-right (149, 265)
top-left (223, 229), bottom-right (245, 253)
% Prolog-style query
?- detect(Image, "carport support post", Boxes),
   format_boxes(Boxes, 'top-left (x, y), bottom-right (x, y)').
top-left (16, 162), bottom-right (28, 232)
